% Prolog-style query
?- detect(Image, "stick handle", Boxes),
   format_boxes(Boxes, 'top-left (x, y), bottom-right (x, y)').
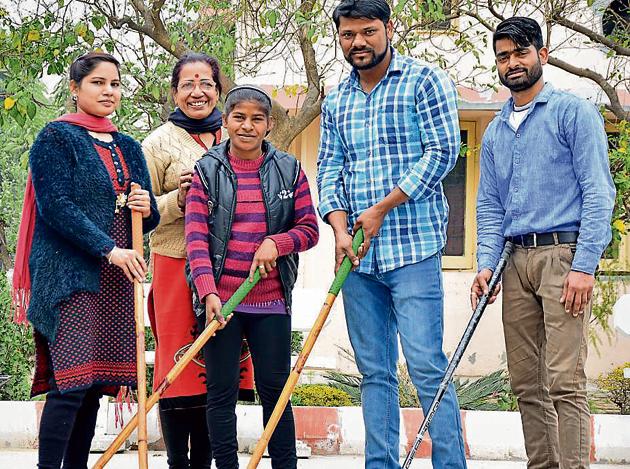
top-left (328, 228), bottom-right (364, 295)
top-left (92, 271), bottom-right (261, 469)
top-left (247, 229), bottom-right (364, 469)
top-left (131, 182), bottom-right (144, 254)
top-left (130, 183), bottom-right (148, 469)
top-left (402, 241), bottom-right (514, 468)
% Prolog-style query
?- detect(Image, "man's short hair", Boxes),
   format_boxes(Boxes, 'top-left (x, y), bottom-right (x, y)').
top-left (332, 0), bottom-right (391, 29)
top-left (493, 17), bottom-right (544, 53)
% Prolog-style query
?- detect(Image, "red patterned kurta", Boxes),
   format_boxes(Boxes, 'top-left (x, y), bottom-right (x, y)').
top-left (32, 137), bottom-right (136, 396)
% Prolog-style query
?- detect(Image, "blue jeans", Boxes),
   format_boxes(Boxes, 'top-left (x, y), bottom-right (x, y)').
top-left (342, 254), bottom-right (467, 469)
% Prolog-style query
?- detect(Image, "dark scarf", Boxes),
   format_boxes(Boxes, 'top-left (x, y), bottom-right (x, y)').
top-left (168, 107), bottom-right (222, 134)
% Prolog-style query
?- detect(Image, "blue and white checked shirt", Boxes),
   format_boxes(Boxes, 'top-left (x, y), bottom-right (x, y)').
top-left (316, 51), bottom-right (460, 274)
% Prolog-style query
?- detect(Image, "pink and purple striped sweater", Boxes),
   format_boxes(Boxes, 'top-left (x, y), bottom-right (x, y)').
top-left (185, 153), bottom-right (319, 314)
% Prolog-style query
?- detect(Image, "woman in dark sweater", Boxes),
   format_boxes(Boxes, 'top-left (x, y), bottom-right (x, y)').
top-left (22, 52), bottom-right (159, 469)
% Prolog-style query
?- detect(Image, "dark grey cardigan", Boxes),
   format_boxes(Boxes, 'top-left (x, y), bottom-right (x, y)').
top-left (28, 122), bottom-right (159, 342)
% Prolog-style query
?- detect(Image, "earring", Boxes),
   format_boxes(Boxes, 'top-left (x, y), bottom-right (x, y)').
top-left (72, 95), bottom-right (77, 103)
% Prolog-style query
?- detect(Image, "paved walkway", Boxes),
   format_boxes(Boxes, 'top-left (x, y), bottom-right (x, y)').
top-left (0, 451), bottom-right (625, 468)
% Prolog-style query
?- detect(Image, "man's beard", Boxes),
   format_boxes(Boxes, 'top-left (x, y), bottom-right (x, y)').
top-left (499, 59), bottom-right (543, 92)
top-left (344, 41), bottom-right (390, 70)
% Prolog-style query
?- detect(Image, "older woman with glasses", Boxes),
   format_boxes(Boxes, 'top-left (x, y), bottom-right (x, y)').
top-left (143, 52), bottom-right (224, 469)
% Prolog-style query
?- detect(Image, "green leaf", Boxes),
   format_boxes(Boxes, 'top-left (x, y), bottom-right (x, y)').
top-left (268, 10), bottom-right (278, 28)
top-left (91, 15), bottom-right (106, 30)
top-left (83, 29), bottom-right (95, 45)
top-left (16, 102), bottom-right (27, 116)
top-left (75, 23), bottom-right (88, 37)
top-left (12, 109), bottom-right (26, 127)
top-left (27, 30), bottom-right (40, 42)
top-left (26, 101), bottom-right (36, 120)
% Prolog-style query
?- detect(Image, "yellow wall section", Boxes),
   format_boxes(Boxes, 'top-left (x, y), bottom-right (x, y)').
top-left (291, 112), bottom-right (629, 272)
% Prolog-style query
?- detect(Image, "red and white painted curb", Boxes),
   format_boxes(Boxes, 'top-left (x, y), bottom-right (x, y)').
top-left (0, 402), bottom-right (627, 463)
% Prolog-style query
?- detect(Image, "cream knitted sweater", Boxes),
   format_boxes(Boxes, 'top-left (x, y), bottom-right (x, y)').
top-left (143, 122), bottom-right (211, 258)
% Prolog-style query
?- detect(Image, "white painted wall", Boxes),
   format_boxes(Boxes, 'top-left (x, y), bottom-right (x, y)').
top-left (236, 1), bottom-right (627, 108)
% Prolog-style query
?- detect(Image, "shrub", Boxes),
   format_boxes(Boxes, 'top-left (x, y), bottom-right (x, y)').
top-left (325, 370), bottom-right (361, 405)
top-left (597, 362), bottom-right (630, 414)
top-left (398, 365), bottom-right (517, 410)
top-left (290, 331), bottom-right (303, 355)
top-left (291, 384), bottom-right (353, 407)
top-left (0, 274), bottom-right (34, 400)
top-left (454, 369), bottom-right (517, 411)
top-left (608, 121), bottom-right (630, 245)
top-left (326, 347), bottom-right (518, 411)
top-left (325, 365), bottom-right (425, 408)
top-left (398, 362), bottom-right (420, 408)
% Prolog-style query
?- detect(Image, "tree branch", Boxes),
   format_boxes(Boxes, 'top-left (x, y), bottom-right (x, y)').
top-left (99, 0), bottom-right (318, 149)
top-left (552, 14), bottom-right (630, 56)
top-left (458, 4), bottom-right (629, 121)
top-left (296, 0), bottom-right (322, 110)
top-left (460, 9), bottom-right (496, 32)
top-left (151, 0), bottom-right (167, 15)
top-left (547, 56), bottom-right (629, 120)
top-left (268, 0), bottom-right (324, 150)
top-left (130, 0), bottom-right (149, 19)
top-left (486, 0), bottom-right (505, 22)
top-left (98, 0), bottom-right (189, 58)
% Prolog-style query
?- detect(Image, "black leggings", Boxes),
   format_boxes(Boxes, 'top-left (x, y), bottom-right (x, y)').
top-left (38, 387), bottom-right (103, 469)
top-left (159, 404), bottom-right (213, 469)
top-left (198, 313), bottom-right (296, 469)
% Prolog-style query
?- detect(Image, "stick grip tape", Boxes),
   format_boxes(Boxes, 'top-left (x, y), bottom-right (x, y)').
top-left (329, 228), bottom-right (365, 296)
top-left (219, 270), bottom-right (261, 319)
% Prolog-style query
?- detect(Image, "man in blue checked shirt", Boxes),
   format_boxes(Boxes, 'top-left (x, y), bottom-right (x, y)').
top-left (316, 1), bottom-right (466, 467)
top-left (471, 17), bottom-right (615, 469)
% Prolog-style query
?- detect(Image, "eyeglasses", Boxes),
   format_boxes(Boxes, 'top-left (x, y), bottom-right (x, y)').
top-left (178, 80), bottom-right (216, 93)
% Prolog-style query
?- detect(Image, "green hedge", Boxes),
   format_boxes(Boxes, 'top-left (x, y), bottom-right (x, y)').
top-left (0, 274), bottom-right (34, 400)
top-left (291, 384), bottom-right (353, 407)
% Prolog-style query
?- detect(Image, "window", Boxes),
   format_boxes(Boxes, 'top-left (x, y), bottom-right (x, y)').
top-left (602, 0), bottom-right (630, 37)
top-left (443, 121), bottom-right (477, 269)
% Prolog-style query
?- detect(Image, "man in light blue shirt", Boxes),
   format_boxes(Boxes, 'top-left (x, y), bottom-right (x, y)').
top-left (472, 17), bottom-right (615, 469)
top-left (317, 1), bottom-right (466, 468)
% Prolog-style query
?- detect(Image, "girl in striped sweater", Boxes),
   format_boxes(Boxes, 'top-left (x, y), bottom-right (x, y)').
top-left (185, 85), bottom-right (319, 469)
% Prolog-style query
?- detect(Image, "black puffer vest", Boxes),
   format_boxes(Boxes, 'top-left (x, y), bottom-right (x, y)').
top-left (190, 140), bottom-right (300, 315)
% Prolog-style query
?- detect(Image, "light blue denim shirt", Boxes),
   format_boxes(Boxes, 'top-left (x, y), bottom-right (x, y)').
top-left (476, 83), bottom-right (615, 275)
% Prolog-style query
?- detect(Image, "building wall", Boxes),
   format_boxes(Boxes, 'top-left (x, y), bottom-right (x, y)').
top-left (237, 2), bottom-right (628, 109)
top-left (289, 113), bottom-right (630, 379)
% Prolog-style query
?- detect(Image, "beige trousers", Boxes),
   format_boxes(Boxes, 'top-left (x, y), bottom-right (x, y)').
top-left (502, 244), bottom-right (591, 469)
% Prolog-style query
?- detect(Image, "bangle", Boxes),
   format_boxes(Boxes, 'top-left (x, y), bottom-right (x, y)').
top-left (106, 250), bottom-right (114, 264)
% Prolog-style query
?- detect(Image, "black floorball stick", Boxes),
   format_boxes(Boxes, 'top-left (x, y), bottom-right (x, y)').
top-left (402, 241), bottom-right (515, 468)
